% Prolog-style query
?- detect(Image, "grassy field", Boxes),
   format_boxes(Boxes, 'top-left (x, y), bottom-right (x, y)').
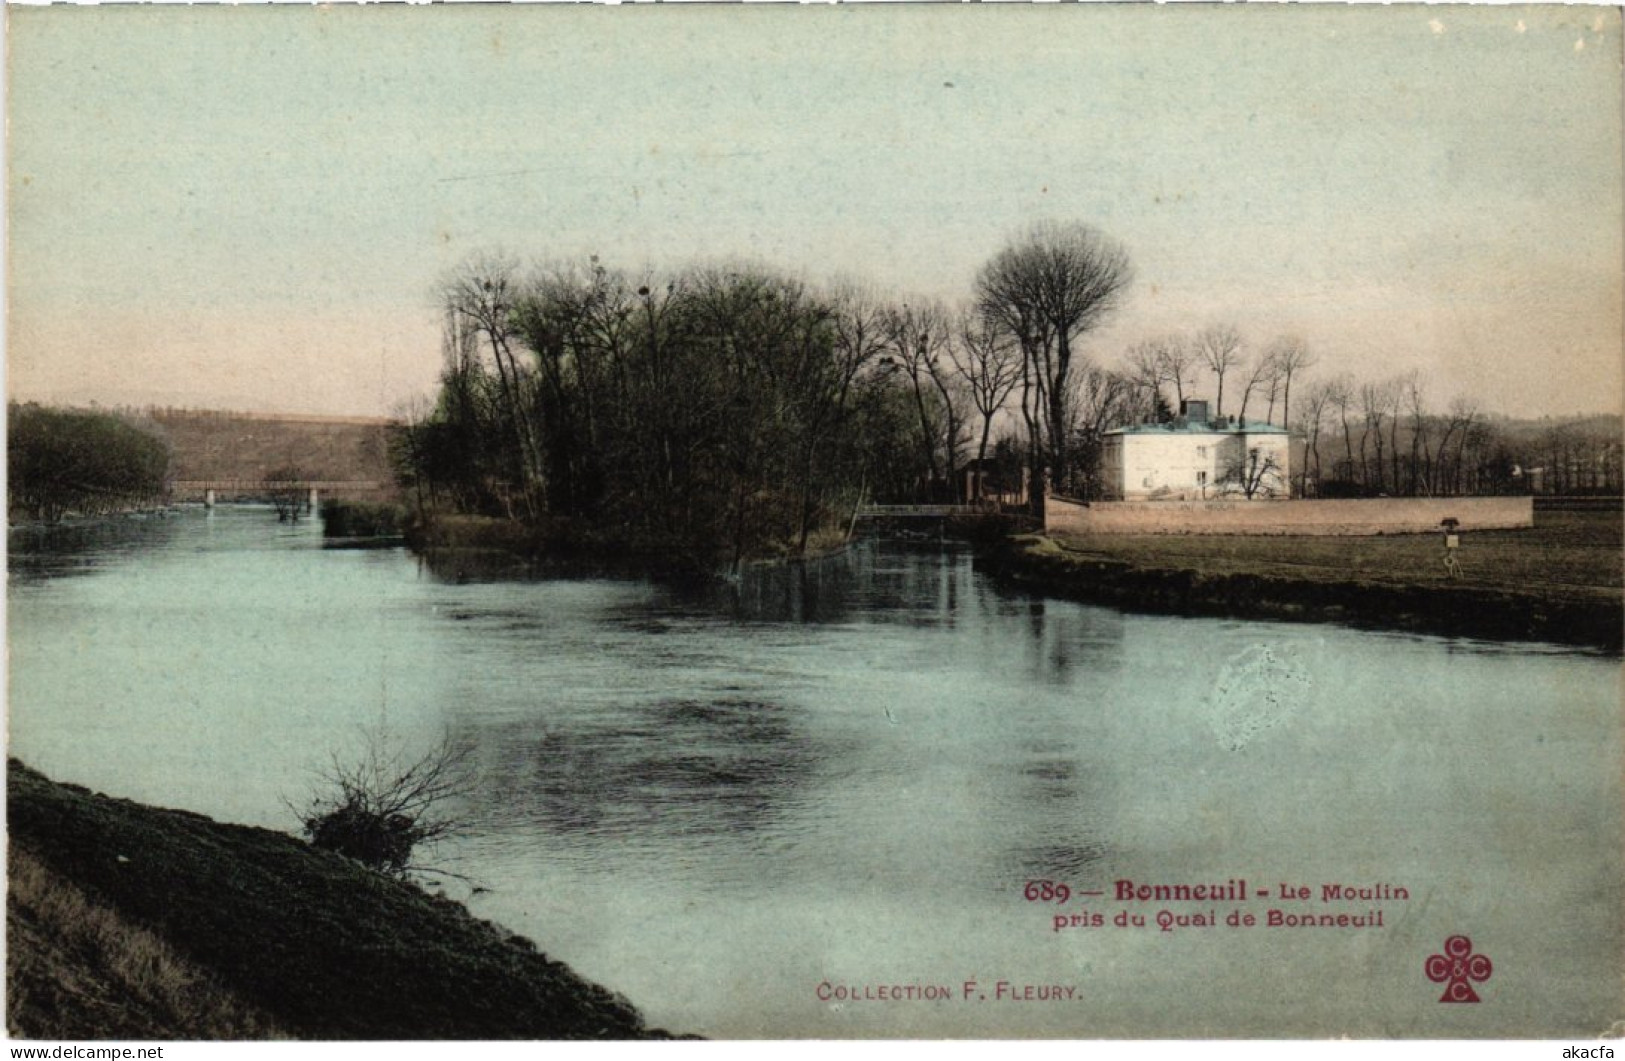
top-left (7, 761), bottom-right (679, 1040)
top-left (1036, 509), bottom-right (1621, 604)
top-left (989, 509), bottom-right (1621, 649)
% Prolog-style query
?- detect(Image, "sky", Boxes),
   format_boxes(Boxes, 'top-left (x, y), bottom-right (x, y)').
top-left (5, 4), bottom-right (1622, 419)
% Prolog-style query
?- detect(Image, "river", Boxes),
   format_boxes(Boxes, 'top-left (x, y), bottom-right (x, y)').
top-left (7, 506), bottom-right (1620, 1037)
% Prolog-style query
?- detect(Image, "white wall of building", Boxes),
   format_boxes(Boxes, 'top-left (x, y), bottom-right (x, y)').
top-left (1101, 430), bottom-right (1290, 501)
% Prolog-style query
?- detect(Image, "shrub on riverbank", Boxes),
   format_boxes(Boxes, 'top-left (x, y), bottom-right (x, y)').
top-left (7, 760), bottom-right (678, 1039)
top-left (297, 731), bottom-right (473, 877)
top-left (320, 499), bottom-right (406, 538)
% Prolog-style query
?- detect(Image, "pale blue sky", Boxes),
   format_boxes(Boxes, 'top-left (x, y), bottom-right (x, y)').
top-left (6, 4), bottom-right (1621, 417)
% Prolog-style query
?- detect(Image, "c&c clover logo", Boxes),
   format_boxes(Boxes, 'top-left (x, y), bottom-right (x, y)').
top-left (1425, 934), bottom-right (1492, 1003)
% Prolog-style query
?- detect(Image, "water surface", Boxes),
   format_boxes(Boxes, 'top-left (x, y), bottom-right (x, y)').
top-left (9, 508), bottom-right (1619, 1037)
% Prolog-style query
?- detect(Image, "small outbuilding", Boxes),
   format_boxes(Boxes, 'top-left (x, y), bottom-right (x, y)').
top-left (1098, 399), bottom-right (1290, 501)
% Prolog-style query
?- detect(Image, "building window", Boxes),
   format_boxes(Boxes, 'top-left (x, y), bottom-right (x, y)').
top-left (1196, 445), bottom-right (1207, 459)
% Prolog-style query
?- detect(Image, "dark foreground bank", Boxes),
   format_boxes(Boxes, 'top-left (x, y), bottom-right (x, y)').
top-left (981, 535), bottom-right (1623, 652)
top-left (6, 761), bottom-right (684, 1040)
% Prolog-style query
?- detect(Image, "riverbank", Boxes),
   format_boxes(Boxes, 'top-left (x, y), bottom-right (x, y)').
top-left (980, 510), bottom-right (1622, 651)
top-left (6, 761), bottom-right (683, 1040)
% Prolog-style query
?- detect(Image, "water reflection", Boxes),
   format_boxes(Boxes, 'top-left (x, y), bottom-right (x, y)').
top-left (8, 515), bottom-right (188, 583)
top-left (469, 695), bottom-right (834, 847)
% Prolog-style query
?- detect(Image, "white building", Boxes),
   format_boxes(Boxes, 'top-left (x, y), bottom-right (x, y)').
top-left (1098, 400), bottom-right (1290, 501)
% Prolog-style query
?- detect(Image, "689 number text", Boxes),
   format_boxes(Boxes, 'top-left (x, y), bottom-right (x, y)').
top-left (1022, 879), bottom-right (1072, 904)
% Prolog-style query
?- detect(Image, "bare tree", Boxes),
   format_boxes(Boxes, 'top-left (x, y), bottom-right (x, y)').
top-left (1295, 380), bottom-right (1334, 497)
top-left (1196, 324), bottom-right (1245, 419)
top-left (949, 307), bottom-right (1023, 503)
top-left (441, 253), bottom-right (548, 517)
top-left (883, 300), bottom-right (966, 500)
top-left (1121, 334), bottom-right (1197, 419)
top-left (1062, 363), bottom-right (1133, 499)
top-left (1384, 375), bottom-right (1406, 494)
top-left (1326, 375), bottom-right (1357, 486)
top-left (1436, 397), bottom-right (1478, 496)
top-left (829, 279), bottom-right (892, 379)
top-left (1402, 372), bottom-right (1428, 495)
top-left (1217, 444), bottom-right (1287, 499)
top-left (976, 220), bottom-right (1132, 501)
top-left (1235, 350), bottom-right (1280, 425)
top-left (781, 278), bottom-right (890, 548)
top-left (1267, 335), bottom-right (1314, 433)
top-left (1358, 379), bottom-right (1398, 492)
top-left (1158, 334), bottom-right (1202, 411)
top-left (1123, 340), bottom-right (1170, 422)
top-left (265, 464), bottom-right (309, 522)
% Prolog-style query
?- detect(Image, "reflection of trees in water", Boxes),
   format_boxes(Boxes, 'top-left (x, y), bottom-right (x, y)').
top-left (416, 540), bottom-right (1003, 629)
top-left (696, 554), bottom-right (859, 625)
top-left (8, 516), bottom-right (184, 584)
top-left (670, 542), bottom-right (988, 627)
top-left (999, 596), bottom-right (1128, 685)
top-left (465, 698), bottom-right (839, 844)
top-left (720, 543), bottom-right (977, 625)
top-left (430, 539), bottom-right (1130, 882)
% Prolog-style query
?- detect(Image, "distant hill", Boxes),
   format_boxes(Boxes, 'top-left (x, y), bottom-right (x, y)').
top-left (147, 409), bottom-right (399, 491)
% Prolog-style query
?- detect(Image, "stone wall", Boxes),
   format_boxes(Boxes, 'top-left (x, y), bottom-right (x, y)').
top-left (1045, 495), bottom-right (1534, 536)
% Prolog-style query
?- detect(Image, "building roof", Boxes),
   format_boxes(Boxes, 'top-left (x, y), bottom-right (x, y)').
top-left (1105, 419), bottom-right (1288, 437)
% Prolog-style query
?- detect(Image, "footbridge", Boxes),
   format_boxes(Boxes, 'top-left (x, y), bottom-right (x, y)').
top-left (854, 504), bottom-right (984, 519)
top-left (170, 479), bottom-right (391, 505)
top-left (851, 504), bottom-right (1040, 537)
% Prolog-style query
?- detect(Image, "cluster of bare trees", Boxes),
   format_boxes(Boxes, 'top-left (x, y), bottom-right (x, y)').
top-left (1285, 371), bottom-right (1624, 499)
top-left (396, 222), bottom-right (1149, 566)
top-left (1526, 419), bottom-right (1622, 495)
top-left (1121, 327), bottom-right (1313, 429)
top-left (398, 256), bottom-right (888, 569)
top-left (403, 254), bottom-right (1044, 569)
top-left (1077, 318), bottom-right (1614, 500)
top-left (1297, 375), bottom-right (1497, 497)
top-left (396, 222), bottom-right (1619, 565)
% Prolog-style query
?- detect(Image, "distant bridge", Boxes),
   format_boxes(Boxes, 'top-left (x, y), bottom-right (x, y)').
top-left (170, 479), bottom-right (391, 503)
top-left (854, 504), bottom-right (983, 519)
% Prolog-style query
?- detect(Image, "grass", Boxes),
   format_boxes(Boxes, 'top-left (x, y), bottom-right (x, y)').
top-left (8, 845), bottom-right (285, 1040)
top-left (991, 509), bottom-right (1622, 649)
top-left (7, 760), bottom-right (680, 1040)
top-left (1039, 510), bottom-right (1621, 604)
